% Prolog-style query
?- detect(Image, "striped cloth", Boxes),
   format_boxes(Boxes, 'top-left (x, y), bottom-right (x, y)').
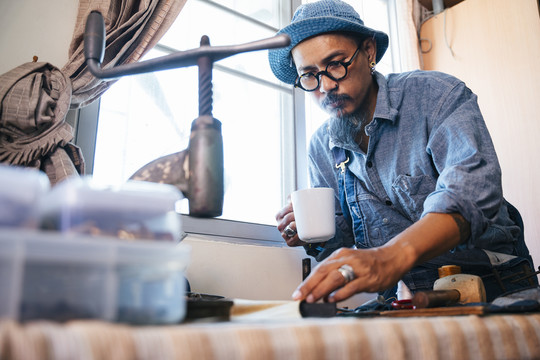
top-left (1, 314), bottom-right (539, 360)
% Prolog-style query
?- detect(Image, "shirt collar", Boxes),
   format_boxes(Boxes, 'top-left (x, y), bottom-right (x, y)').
top-left (372, 71), bottom-right (399, 124)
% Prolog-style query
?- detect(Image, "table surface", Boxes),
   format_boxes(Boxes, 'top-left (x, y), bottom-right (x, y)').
top-left (2, 312), bottom-right (540, 360)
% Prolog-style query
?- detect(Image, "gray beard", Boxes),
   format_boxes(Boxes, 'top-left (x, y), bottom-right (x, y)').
top-left (327, 111), bottom-right (370, 152)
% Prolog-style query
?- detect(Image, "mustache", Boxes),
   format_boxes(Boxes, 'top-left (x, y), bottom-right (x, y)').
top-left (321, 93), bottom-right (353, 109)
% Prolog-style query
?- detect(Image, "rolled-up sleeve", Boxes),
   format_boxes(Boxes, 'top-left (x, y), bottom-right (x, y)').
top-left (422, 82), bottom-right (503, 245)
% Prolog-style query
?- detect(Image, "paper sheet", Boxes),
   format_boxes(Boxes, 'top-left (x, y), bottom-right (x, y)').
top-left (230, 299), bottom-right (303, 321)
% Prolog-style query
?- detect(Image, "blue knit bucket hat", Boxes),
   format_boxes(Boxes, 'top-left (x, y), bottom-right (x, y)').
top-left (268, 0), bottom-right (389, 85)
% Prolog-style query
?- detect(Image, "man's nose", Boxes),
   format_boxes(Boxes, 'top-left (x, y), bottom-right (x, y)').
top-left (318, 74), bottom-right (338, 93)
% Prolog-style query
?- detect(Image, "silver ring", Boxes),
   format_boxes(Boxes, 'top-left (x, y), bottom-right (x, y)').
top-left (284, 224), bottom-right (297, 238)
top-left (337, 264), bottom-right (355, 284)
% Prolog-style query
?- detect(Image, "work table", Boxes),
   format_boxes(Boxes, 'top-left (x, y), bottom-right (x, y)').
top-left (2, 312), bottom-right (539, 360)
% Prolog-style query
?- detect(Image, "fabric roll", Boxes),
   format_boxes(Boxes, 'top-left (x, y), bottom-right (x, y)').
top-left (0, 62), bottom-right (81, 184)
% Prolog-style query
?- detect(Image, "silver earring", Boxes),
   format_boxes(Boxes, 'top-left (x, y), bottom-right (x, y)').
top-left (370, 61), bottom-right (376, 75)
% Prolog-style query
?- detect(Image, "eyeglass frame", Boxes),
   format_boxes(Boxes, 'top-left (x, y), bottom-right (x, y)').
top-left (294, 46), bottom-right (362, 92)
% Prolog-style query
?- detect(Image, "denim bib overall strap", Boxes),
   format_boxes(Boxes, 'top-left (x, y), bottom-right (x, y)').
top-left (331, 147), bottom-right (398, 301)
top-left (331, 147), bottom-right (366, 248)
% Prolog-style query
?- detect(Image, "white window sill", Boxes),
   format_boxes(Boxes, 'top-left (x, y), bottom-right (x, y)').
top-left (181, 215), bottom-right (286, 247)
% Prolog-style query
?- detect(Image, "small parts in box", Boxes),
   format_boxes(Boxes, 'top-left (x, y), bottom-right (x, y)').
top-left (42, 215), bottom-right (176, 241)
top-left (0, 229), bottom-right (190, 324)
top-left (39, 176), bottom-right (184, 242)
top-left (0, 165), bottom-right (50, 228)
top-left (20, 261), bottom-right (108, 322)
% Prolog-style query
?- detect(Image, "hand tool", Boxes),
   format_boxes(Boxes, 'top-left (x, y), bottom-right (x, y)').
top-left (84, 11), bottom-right (290, 217)
top-left (412, 270), bottom-right (487, 309)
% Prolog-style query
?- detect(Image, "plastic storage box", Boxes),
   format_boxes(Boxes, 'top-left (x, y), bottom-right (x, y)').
top-left (39, 176), bottom-right (183, 242)
top-left (0, 228), bottom-right (190, 324)
top-left (0, 165), bottom-right (50, 228)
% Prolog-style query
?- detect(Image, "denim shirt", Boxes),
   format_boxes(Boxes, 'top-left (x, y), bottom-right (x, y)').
top-left (307, 70), bottom-right (521, 268)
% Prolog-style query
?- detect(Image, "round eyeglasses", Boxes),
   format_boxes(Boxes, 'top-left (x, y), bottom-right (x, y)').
top-left (294, 47), bottom-right (362, 92)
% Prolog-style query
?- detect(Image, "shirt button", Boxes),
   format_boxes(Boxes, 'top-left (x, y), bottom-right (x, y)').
top-left (385, 199), bottom-right (392, 206)
top-left (366, 161), bottom-right (373, 168)
top-left (383, 218), bottom-right (389, 224)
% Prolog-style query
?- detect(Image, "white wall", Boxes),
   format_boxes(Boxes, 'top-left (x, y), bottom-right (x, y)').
top-left (182, 235), bottom-right (372, 308)
top-left (0, 0), bottom-right (78, 74)
top-left (183, 235), bottom-right (312, 300)
top-left (420, 0), bottom-right (540, 270)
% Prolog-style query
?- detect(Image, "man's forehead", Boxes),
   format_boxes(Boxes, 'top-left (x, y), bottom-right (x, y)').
top-left (297, 32), bottom-right (359, 48)
top-left (291, 34), bottom-right (358, 68)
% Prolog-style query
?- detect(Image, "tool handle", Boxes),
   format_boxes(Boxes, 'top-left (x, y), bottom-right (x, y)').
top-left (412, 289), bottom-right (460, 309)
top-left (84, 11), bottom-right (105, 63)
top-left (187, 116), bottom-right (224, 217)
top-left (84, 11), bottom-right (290, 79)
top-left (302, 258), bottom-right (311, 280)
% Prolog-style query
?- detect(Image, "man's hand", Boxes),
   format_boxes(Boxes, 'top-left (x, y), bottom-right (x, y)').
top-left (291, 212), bottom-right (469, 303)
top-left (292, 245), bottom-right (407, 303)
top-left (275, 198), bottom-right (307, 247)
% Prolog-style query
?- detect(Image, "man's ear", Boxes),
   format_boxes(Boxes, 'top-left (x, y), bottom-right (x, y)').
top-left (362, 37), bottom-right (377, 63)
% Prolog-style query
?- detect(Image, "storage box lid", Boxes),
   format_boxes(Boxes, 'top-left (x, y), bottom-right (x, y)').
top-left (0, 165), bottom-right (50, 227)
top-left (40, 176), bottom-right (183, 216)
top-left (0, 165), bottom-right (50, 204)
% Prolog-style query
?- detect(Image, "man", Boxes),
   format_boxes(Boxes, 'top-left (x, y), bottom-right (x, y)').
top-left (270, 0), bottom-right (537, 304)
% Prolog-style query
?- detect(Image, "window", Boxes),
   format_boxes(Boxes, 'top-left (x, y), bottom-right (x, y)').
top-left (92, 0), bottom-right (296, 227)
top-left (81, 0), bottom-right (398, 234)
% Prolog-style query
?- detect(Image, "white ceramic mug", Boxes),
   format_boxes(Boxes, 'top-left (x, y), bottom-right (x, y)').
top-left (291, 187), bottom-right (335, 243)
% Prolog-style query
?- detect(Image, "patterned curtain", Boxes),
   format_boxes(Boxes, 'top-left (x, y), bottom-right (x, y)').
top-left (395, 0), bottom-right (423, 71)
top-left (0, 0), bottom-right (187, 184)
